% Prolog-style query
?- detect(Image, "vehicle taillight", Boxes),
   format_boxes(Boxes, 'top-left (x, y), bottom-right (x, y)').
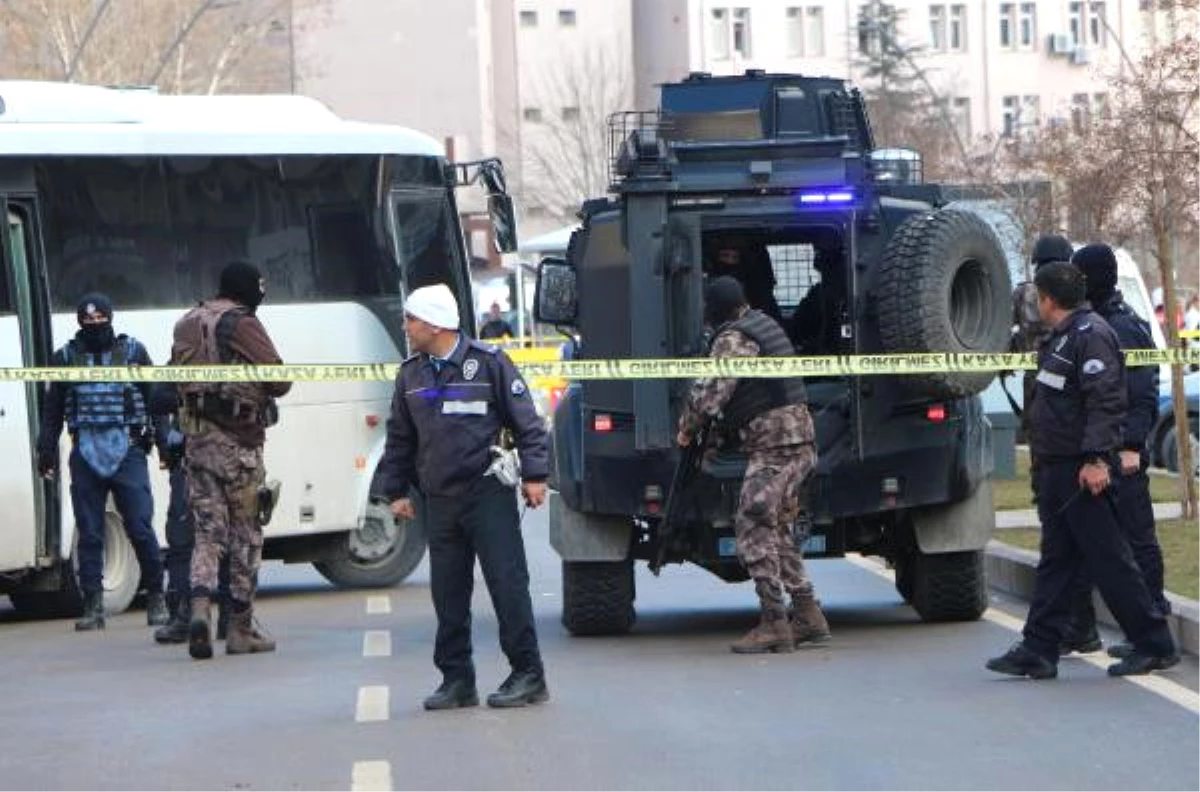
top-left (594, 414), bottom-right (613, 432)
top-left (926, 404), bottom-right (946, 423)
top-left (365, 414), bottom-right (381, 428)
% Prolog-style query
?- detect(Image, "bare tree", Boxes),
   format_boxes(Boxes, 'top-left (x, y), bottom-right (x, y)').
top-left (0, 0), bottom-right (318, 94)
top-left (516, 45), bottom-right (632, 225)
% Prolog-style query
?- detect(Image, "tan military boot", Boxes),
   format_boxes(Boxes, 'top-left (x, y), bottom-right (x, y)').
top-left (789, 592), bottom-right (832, 648)
top-left (730, 613), bottom-right (795, 654)
top-left (188, 596), bottom-right (213, 660)
top-left (226, 610), bottom-right (276, 655)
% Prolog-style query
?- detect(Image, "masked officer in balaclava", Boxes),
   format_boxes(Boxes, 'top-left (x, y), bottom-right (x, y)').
top-left (37, 292), bottom-right (169, 631)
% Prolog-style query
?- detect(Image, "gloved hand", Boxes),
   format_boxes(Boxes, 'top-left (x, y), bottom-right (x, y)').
top-left (37, 445), bottom-right (58, 478)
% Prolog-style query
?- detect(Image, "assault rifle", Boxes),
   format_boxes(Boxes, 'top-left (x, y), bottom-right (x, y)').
top-left (651, 420), bottom-right (710, 575)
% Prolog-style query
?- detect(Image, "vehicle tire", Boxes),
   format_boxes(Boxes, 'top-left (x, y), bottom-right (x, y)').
top-left (1162, 419), bottom-right (1199, 477)
top-left (877, 209), bottom-right (1012, 399)
top-left (561, 559), bottom-right (636, 636)
top-left (313, 500), bottom-right (427, 588)
top-left (909, 549), bottom-right (988, 622)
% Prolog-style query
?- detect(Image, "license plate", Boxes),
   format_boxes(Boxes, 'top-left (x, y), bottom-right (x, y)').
top-left (801, 535), bottom-right (827, 554)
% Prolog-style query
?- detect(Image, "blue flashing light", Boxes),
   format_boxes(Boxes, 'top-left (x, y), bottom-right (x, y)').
top-left (795, 189), bottom-right (855, 207)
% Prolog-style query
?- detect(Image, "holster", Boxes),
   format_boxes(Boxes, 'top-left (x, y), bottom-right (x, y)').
top-left (257, 479), bottom-right (281, 526)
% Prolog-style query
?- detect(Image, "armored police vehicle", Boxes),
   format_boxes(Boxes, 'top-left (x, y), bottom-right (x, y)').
top-left (534, 71), bottom-right (1012, 635)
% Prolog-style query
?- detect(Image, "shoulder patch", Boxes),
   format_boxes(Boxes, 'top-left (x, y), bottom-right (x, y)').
top-left (1082, 358), bottom-right (1106, 375)
top-left (463, 358), bottom-right (480, 381)
top-left (511, 378), bottom-right (527, 396)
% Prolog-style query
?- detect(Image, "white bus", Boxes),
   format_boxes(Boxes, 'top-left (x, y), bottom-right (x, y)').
top-left (0, 81), bottom-right (516, 616)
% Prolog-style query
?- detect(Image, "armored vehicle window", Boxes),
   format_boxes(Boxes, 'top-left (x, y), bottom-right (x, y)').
top-left (768, 244), bottom-right (819, 308)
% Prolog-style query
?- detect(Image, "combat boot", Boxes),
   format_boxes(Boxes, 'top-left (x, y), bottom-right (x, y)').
top-left (188, 596), bottom-right (213, 660)
top-left (75, 591), bottom-right (106, 632)
top-left (145, 591), bottom-right (170, 627)
top-left (730, 611), bottom-right (795, 654)
top-left (154, 598), bottom-right (191, 645)
top-left (789, 592), bottom-right (832, 648)
top-left (226, 609), bottom-right (276, 655)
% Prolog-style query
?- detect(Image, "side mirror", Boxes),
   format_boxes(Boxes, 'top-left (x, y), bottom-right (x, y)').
top-left (534, 257), bottom-right (578, 325)
top-left (489, 193), bottom-right (518, 253)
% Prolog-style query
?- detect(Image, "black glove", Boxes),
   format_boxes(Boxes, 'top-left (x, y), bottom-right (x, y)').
top-left (37, 445), bottom-right (57, 477)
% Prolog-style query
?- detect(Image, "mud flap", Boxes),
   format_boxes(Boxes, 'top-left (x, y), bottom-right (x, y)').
top-left (911, 478), bottom-right (994, 554)
top-left (549, 491), bottom-right (631, 561)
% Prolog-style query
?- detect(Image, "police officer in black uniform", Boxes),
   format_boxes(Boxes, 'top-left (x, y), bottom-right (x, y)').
top-left (377, 283), bottom-right (551, 710)
top-left (986, 263), bottom-right (1177, 679)
top-left (1059, 243), bottom-right (1171, 658)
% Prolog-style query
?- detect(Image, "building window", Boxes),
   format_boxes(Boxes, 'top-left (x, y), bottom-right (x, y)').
top-left (1022, 95), bottom-right (1041, 128)
top-left (1002, 95), bottom-right (1019, 136)
top-left (710, 8), bottom-right (731, 59)
top-left (999, 3), bottom-right (1015, 48)
top-left (806, 7), bottom-right (825, 55)
top-left (732, 8), bottom-right (752, 57)
top-left (929, 5), bottom-right (946, 51)
top-left (949, 5), bottom-right (966, 50)
top-left (1088, 1), bottom-right (1106, 47)
top-left (558, 9), bottom-right (576, 27)
top-left (519, 10), bottom-right (537, 27)
top-left (1069, 2), bottom-right (1083, 45)
top-left (858, 4), bottom-right (890, 55)
top-left (953, 96), bottom-right (971, 141)
top-left (1018, 3), bottom-right (1036, 49)
top-left (561, 106), bottom-right (580, 122)
top-left (787, 7), bottom-right (804, 57)
top-left (523, 107), bottom-right (542, 123)
top-left (1093, 92), bottom-right (1109, 120)
top-left (1071, 92), bottom-right (1090, 133)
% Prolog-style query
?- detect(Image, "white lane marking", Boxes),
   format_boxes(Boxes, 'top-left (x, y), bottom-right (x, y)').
top-left (366, 595), bottom-right (391, 615)
top-left (351, 760), bottom-right (393, 792)
top-left (843, 554), bottom-right (1200, 714)
top-left (355, 686), bottom-right (390, 722)
top-left (363, 630), bottom-right (392, 658)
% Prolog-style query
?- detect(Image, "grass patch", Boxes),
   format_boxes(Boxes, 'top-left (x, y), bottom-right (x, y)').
top-left (993, 448), bottom-right (1186, 511)
top-left (995, 518), bottom-right (1198, 600)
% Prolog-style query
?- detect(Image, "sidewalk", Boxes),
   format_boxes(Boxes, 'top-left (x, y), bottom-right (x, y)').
top-left (988, 505), bottom-right (1198, 656)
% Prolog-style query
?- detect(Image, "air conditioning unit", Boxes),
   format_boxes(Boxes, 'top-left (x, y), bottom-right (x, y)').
top-left (1049, 33), bottom-right (1074, 54)
top-left (1071, 46), bottom-right (1091, 65)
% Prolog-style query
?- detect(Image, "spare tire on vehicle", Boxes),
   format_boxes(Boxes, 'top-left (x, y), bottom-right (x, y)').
top-left (876, 208), bottom-right (1012, 399)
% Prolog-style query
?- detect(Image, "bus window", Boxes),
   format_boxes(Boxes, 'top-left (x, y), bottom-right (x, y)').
top-left (390, 190), bottom-right (466, 297)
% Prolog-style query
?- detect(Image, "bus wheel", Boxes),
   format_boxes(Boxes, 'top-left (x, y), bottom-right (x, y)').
top-left (313, 500), bottom-right (428, 588)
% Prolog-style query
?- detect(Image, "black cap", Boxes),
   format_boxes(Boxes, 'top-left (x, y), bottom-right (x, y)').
top-left (1031, 234), bottom-right (1074, 268)
top-left (218, 260), bottom-right (264, 310)
top-left (705, 275), bottom-right (747, 325)
top-left (1071, 243), bottom-right (1119, 303)
top-left (76, 292), bottom-right (113, 325)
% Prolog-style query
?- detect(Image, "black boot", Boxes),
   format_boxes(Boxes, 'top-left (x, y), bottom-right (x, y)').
top-left (145, 591), bottom-right (170, 627)
top-left (154, 598), bottom-right (191, 644)
top-left (486, 669), bottom-right (549, 708)
top-left (188, 596), bottom-right (213, 660)
top-left (75, 591), bottom-right (106, 632)
top-left (986, 642), bottom-right (1057, 679)
top-left (423, 679), bottom-right (479, 711)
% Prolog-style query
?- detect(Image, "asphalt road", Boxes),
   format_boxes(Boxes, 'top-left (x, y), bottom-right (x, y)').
top-left (1, 507), bottom-right (1196, 791)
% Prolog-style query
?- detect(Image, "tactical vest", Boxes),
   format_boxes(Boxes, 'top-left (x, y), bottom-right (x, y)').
top-left (172, 298), bottom-right (265, 429)
top-left (1010, 281), bottom-right (1048, 352)
top-left (716, 309), bottom-right (808, 433)
top-left (63, 337), bottom-right (148, 431)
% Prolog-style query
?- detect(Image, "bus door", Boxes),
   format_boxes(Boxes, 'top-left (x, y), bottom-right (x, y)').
top-left (0, 203), bottom-right (45, 572)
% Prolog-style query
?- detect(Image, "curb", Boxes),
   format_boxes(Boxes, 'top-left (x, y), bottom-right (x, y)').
top-left (985, 540), bottom-right (1199, 657)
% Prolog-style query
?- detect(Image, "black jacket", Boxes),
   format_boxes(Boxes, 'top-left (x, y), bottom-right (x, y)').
top-left (1093, 292), bottom-right (1159, 452)
top-left (1029, 308), bottom-right (1127, 462)
top-left (377, 336), bottom-right (549, 499)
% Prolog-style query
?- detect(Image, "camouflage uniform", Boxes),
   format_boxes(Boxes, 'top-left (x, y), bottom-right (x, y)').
top-left (680, 328), bottom-right (824, 643)
top-left (185, 426), bottom-right (265, 605)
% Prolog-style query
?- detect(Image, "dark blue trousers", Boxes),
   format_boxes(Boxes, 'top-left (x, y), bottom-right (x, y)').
top-left (1023, 460), bottom-right (1174, 661)
top-left (69, 446), bottom-right (163, 595)
top-left (426, 476), bottom-right (542, 685)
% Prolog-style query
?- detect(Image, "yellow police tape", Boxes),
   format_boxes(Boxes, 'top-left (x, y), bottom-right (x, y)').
top-left (0, 348), bottom-right (1196, 383)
